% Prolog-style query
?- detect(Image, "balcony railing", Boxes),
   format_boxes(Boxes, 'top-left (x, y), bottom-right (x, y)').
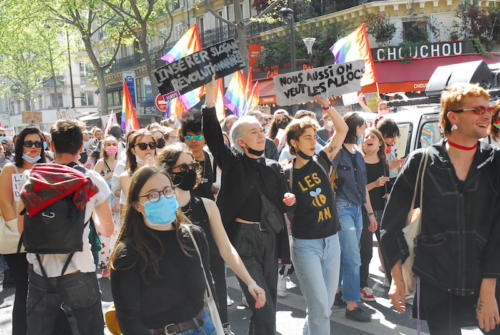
top-left (107, 1), bottom-right (386, 74)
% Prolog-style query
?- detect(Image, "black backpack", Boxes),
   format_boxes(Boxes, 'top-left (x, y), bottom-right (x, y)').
top-left (19, 163), bottom-right (90, 277)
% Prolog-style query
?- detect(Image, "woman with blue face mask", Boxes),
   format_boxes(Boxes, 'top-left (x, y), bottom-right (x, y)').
top-left (332, 112), bottom-right (378, 323)
top-left (110, 165), bottom-right (246, 335)
top-left (156, 145), bottom-right (266, 334)
top-left (0, 127), bottom-right (46, 335)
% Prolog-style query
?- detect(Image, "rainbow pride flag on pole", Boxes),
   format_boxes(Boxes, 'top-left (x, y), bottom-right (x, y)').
top-left (224, 71), bottom-right (247, 116)
top-left (161, 25), bottom-right (204, 115)
top-left (215, 78), bottom-right (225, 121)
top-left (330, 24), bottom-right (377, 87)
top-left (122, 80), bottom-right (140, 131)
top-left (243, 81), bottom-right (260, 115)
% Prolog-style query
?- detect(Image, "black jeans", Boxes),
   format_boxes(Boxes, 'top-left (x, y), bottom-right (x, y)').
top-left (421, 281), bottom-right (500, 335)
top-left (4, 253), bottom-right (28, 335)
top-left (210, 252), bottom-right (228, 324)
top-left (26, 270), bottom-right (104, 335)
top-left (359, 210), bottom-right (383, 288)
top-left (233, 223), bottom-right (277, 335)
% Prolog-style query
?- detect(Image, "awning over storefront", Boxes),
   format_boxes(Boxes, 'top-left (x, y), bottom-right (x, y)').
top-left (363, 53), bottom-right (500, 94)
top-left (257, 78), bottom-right (277, 105)
top-left (256, 53), bottom-right (500, 103)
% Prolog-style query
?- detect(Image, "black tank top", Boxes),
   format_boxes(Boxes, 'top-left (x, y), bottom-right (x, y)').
top-left (182, 196), bottom-right (220, 261)
top-left (191, 151), bottom-right (215, 200)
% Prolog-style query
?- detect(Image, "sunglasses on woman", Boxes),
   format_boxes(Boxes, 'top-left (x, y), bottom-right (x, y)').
top-left (134, 142), bottom-right (156, 150)
top-left (184, 135), bottom-right (204, 141)
top-left (452, 106), bottom-right (497, 116)
top-left (23, 140), bottom-right (43, 148)
top-left (171, 162), bottom-right (200, 173)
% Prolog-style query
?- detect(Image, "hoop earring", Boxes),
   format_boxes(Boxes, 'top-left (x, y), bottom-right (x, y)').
top-left (451, 124), bottom-right (458, 132)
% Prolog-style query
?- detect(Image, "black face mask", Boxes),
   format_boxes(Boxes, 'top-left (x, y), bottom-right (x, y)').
top-left (297, 150), bottom-right (313, 160)
top-left (247, 147), bottom-right (264, 156)
top-left (276, 120), bottom-right (288, 129)
top-left (172, 168), bottom-right (197, 191)
top-left (156, 138), bottom-right (166, 149)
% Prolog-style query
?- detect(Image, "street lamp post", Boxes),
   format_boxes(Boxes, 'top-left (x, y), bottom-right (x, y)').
top-left (66, 30), bottom-right (75, 109)
top-left (280, 2), bottom-right (296, 113)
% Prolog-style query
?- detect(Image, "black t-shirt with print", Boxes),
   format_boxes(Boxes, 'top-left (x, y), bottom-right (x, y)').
top-left (290, 151), bottom-right (339, 239)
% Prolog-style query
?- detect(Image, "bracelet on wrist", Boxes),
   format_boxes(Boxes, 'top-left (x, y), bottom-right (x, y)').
top-left (321, 105), bottom-right (330, 111)
top-left (367, 212), bottom-right (375, 216)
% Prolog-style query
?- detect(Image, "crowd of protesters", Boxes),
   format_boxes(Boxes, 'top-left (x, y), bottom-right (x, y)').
top-left (0, 81), bottom-right (499, 335)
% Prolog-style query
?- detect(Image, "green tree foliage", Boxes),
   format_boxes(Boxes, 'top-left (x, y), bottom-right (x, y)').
top-left (0, 3), bottom-right (65, 111)
top-left (366, 13), bottom-right (396, 45)
top-left (257, 22), bottom-right (345, 69)
top-left (101, 0), bottom-right (175, 95)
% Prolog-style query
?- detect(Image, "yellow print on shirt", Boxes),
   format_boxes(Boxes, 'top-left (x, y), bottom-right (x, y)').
top-left (298, 172), bottom-right (331, 222)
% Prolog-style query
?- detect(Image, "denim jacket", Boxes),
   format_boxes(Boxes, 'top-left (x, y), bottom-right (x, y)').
top-left (380, 141), bottom-right (500, 295)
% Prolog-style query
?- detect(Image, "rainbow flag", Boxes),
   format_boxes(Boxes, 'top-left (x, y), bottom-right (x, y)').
top-left (161, 24), bottom-right (203, 113)
top-left (330, 24), bottom-right (376, 87)
top-left (215, 78), bottom-right (225, 121)
top-left (224, 71), bottom-right (247, 116)
top-left (243, 81), bottom-right (260, 115)
top-left (493, 117), bottom-right (500, 129)
top-left (122, 80), bottom-right (140, 131)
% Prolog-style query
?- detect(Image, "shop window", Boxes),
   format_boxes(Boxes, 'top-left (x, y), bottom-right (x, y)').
top-left (403, 20), bottom-right (428, 43)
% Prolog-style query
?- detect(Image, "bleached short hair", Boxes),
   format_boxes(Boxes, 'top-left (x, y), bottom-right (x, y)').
top-left (229, 116), bottom-right (261, 153)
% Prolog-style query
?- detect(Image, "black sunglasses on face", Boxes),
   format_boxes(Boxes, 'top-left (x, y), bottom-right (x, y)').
top-left (135, 142), bottom-right (156, 150)
top-left (23, 140), bottom-right (43, 148)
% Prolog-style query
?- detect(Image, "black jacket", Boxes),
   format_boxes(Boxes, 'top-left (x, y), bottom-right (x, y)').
top-left (201, 106), bottom-right (290, 261)
top-left (380, 141), bottom-right (500, 295)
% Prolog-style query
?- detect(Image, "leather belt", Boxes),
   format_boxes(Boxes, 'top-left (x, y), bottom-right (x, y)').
top-left (235, 218), bottom-right (260, 224)
top-left (151, 310), bottom-right (204, 335)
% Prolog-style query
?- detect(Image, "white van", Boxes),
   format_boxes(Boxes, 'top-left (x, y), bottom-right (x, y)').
top-left (357, 105), bottom-right (441, 159)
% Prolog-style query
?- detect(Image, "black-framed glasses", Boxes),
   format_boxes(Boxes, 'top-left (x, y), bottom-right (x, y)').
top-left (451, 106), bottom-right (496, 116)
top-left (185, 135), bottom-right (204, 141)
top-left (23, 140), bottom-right (43, 148)
top-left (171, 162), bottom-right (200, 173)
top-left (135, 142), bottom-right (156, 150)
top-left (139, 186), bottom-right (175, 202)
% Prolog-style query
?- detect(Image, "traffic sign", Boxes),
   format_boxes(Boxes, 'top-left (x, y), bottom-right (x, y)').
top-left (155, 94), bottom-right (167, 111)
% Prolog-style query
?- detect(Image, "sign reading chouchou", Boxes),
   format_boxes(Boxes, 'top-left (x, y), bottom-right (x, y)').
top-left (273, 60), bottom-right (365, 106)
top-left (154, 39), bottom-right (246, 101)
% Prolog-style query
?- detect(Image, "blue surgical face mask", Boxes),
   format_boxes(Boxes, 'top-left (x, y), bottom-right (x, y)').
top-left (0, 136), bottom-right (5, 142)
top-left (143, 196), bottom-right (179, 226)
top-left (22, 153), bottom-right (41, 163)
top-left (43, 142), bottom-right (48, 150)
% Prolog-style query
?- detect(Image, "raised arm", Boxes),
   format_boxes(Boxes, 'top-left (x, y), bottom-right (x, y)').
top-left (202, 80), bottom-right (237, 170)
top-left (315, 96), bottom-right (348, 161)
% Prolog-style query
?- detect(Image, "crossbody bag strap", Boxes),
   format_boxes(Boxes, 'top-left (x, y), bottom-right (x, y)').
top-left (419, 151), bottom-right (429, 213)
top-left (184, 225), bottom-right (215, 299)
top-left (409, 150), bottom-right (428, 213)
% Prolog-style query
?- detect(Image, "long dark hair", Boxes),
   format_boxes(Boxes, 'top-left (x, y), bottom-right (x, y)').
top-left (14, 127), bottom-right (46, 168)
top-left (110, 165), bottom-right (191, 278)
top-left (268, 112), bottom-right (293, 139)
top-left (363, 128), bottom-right (389, 172)
top-left (126, 129), bottom-right (155, 174)
top-left (343, 112), bottom-right (366, 144)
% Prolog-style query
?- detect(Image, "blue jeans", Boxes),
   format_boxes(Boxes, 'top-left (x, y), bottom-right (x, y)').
top-left (176, 311), bottom-right (216, 335)
top-left (26, 270), bottom-right (104, 335)
top-left (336, 199), bottom-right (363, 303)
top-left (292, 234), bottom-right (341, 335)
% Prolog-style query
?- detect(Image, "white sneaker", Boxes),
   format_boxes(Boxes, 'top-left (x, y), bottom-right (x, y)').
top-left (241, 295), bottom-right (248, 307)
top-left (382, 278), bottom-right (390, 288)
top-left (227, 295), bottom-right (234, 306)
top-left (223, 325), bottom-right (235, 335)
top-left (277, 274), bottom-right (287, 297)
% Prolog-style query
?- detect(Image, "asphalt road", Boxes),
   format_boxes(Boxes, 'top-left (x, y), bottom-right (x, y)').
top-left (0, 241), bottom-right (485, 334)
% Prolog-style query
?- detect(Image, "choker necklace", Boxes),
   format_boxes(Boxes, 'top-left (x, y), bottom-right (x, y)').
top-left (448, 140), bottom-right (477, 151)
